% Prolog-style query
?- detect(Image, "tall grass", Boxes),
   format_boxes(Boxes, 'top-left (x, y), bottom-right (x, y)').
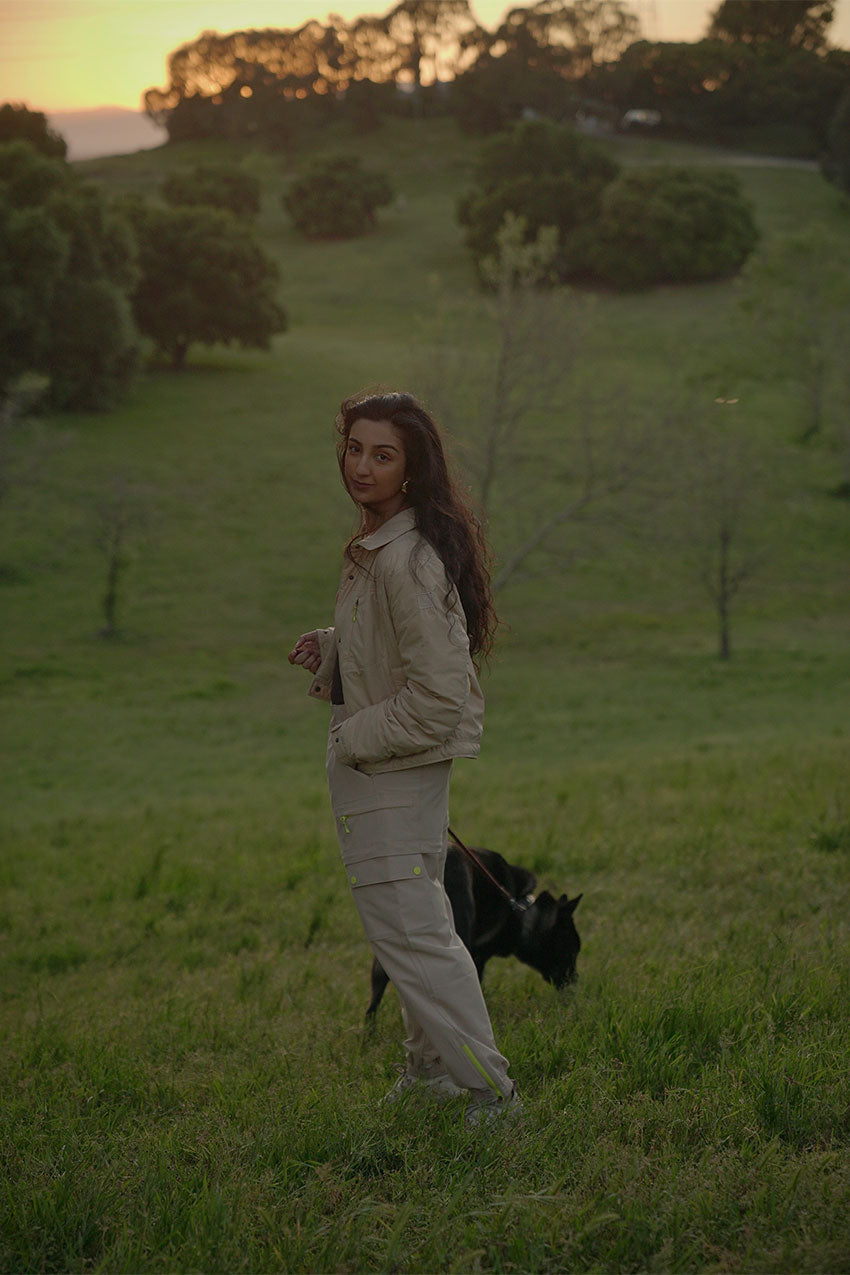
top-left (1, 119), bottom-right (848, 1272)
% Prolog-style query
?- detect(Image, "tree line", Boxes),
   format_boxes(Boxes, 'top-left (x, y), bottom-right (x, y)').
top-left (142, 0), bottom-right (850, 157)
top-left (0, 95), bottom-right (764, 419)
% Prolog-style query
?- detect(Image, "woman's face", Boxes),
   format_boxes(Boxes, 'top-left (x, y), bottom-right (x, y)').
top-left (344, 417), bottom-right (408, 524)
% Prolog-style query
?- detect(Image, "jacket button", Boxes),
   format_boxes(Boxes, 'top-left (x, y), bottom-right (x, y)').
top-left (349, 875), bottom-right (357, 885)
top-left (413, 866), bottom-right (422, 876)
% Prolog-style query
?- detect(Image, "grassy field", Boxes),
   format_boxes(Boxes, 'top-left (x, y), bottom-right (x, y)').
top-left (1, 117), bottom-right (849, 1273)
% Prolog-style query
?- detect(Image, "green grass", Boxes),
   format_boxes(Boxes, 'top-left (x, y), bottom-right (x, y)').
top-left (1, 118), bottom-right (849, 1272)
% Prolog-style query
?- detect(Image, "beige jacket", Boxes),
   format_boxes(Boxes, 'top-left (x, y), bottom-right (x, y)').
top-left (308, 508), bottom-right (484, 773)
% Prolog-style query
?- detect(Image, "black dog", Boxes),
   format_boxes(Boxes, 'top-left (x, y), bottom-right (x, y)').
top-left (365, 844), bottom-right (582, 1018)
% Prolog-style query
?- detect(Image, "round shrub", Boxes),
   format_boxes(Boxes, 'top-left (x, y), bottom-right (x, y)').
top-left (457, 117), bottom-right (619, 274)
top-left (161, 164), bottom-right (262, 219)
top-left (580, 166), bottom-right (759, 288)
top-left (284, 155), bottom-right (393, 239)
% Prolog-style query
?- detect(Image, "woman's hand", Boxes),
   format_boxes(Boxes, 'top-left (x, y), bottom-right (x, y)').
top-left (288, 630), bottom-right (322, 674)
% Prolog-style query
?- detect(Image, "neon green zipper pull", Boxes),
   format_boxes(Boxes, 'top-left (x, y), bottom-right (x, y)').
top-left (352, 600), bottom-right (358, 622)
top-left (340, 815), bottom-right (351, 834)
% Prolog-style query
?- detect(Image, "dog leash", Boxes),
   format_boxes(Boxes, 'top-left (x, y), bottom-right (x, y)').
top-left (447, 826), bottom-right (532, 914)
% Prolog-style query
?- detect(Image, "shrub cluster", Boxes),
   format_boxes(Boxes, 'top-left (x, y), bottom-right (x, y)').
top-left (283, 155), bottom-right (393, 240)
top-left (459, 118), bottom-right (759, 289)
top-left (1, 97), bottom-right (397, 411)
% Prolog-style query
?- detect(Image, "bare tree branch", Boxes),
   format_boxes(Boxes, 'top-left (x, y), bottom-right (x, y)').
top-left (91, 473), bottom-right (156, 639)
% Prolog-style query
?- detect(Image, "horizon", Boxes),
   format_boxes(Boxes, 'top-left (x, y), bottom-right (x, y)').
top-left (4, 0), bottom-right (849, 117)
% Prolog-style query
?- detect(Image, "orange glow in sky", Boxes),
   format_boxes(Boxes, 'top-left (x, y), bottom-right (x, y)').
top-left (2, 0), bottom-right (849, 114)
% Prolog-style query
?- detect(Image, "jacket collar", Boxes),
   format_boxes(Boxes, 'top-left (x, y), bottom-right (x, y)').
top-left (356, 506), bottom-right (416, 551)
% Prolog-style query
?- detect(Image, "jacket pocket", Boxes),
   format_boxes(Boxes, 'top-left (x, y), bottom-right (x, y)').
top-left (328, 746), bottom-right (419, 819)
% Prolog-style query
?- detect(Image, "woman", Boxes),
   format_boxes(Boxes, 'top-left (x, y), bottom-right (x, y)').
top-left (289, 391), bottom-right (520, 1126)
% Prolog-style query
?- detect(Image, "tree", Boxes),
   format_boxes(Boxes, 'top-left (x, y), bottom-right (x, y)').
top-left (0, 143), bottom-right (70, 401)
top-left (491, 0), bottom-right (641, 79)
top-left (143, 7), bottom-right (487, 141)
top-left (48, 275), bottom-right (139, 412)
top-left (835, 358), bottom-right (850, 499)
top-left (0, 141), bottom-right (139, 411)
top-left (413, 214), bottom-right (652, 591)
top-left (591, 36), bottom-right (848, 154)
top-left (43, 184), bottom-right (140, 410)
top-left (284, 155), bottom-right (393, 239)
top-left (0, 194), bottom-right (68, 400)
top-left (144, 20), bottom-right (347, 142)
top-left (451, 51), bottom-right (572, 133)
top-left (142, 1), bottom-right (640, 139)
top-left (593, 37), bottom-right (750, 128)
top-left (707, 0), bottom-right (834, 51)
top-left (0, 102), bottom-right (67, 159)
top-left (0, 136), bottom-right (69, 209)
top-left (739, 226), bottom-right (850, 447)
top-left (664, 398), bottom-right (770, 660)
top-left (91, 474), bottom-right (154, 639)
top-left (822, 87), bottom-right (850, 191)
top-left (162, 164), bottom-right (262, 219)
top-left (433, 214), bottom-right (567, 511)
top-left (342, 79), bottom-right (398, 133)
top-left (580, 166), bottom-right (758, 288)
top-left (126, 202), bottom-right (287, 369)
top-left (382, 0), bottom-right (486, 90)
top-left (566, 0), bottom-right (642, 71)
top-left (457, 118), bottom-right (619, 275)
top-left (0, 397), bottom-right (70, 584)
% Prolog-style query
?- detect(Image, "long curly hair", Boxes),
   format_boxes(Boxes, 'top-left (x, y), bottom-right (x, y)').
top-left (335, 390), bottom-right (498, 665)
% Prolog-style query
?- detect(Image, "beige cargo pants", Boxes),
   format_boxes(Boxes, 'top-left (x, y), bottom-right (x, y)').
top-left (327, 712), bottom-right (513, 1098)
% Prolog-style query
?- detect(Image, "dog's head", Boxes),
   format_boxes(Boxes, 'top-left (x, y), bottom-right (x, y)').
top-left (520, 890), bottom-right (582, 988)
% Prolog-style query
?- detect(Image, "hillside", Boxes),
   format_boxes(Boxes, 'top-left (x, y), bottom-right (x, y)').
top-left (2, 118), bottom-right (849, 1274)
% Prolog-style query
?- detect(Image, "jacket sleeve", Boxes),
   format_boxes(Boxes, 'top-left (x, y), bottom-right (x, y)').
top-left (331, 555), bottom-right (470, 766)
top-left (307, 627), bottom-right (336, 703)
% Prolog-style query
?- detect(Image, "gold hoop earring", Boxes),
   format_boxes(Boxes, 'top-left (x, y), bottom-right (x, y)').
top-left (401, 479), bottom-right (410, 494)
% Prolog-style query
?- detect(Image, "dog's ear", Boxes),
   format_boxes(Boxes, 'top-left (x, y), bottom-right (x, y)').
top-left (560, 893), bottom-right (582, 915)
top-left (526, 890), bottom-right (558, 931)
top-left (511, 866), bottom-right (537, 897)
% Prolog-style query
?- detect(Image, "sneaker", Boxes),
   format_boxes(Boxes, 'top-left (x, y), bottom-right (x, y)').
top-left (464, 1083), bottom-right (523, 1128)
top-left (380, 1070), bottom-right (464, 1106)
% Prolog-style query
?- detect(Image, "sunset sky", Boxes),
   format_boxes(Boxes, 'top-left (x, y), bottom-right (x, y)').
top-left (2, 0), bottom-right (850, 115)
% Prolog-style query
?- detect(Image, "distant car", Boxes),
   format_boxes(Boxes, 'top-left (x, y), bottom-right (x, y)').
top-left (620, 108), bottom-right (662, 130)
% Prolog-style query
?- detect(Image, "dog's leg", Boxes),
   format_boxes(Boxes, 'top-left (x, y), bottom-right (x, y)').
top-left (366, 956), bottom-right (391, 1020)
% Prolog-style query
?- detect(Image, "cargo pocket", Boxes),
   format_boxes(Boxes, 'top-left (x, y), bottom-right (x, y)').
top-left (346, 853), bottom-right (432, 943)
top-left (333, 792), bottom-right (415, 864)
top-left (345, 854), bottom-right (427, 889)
